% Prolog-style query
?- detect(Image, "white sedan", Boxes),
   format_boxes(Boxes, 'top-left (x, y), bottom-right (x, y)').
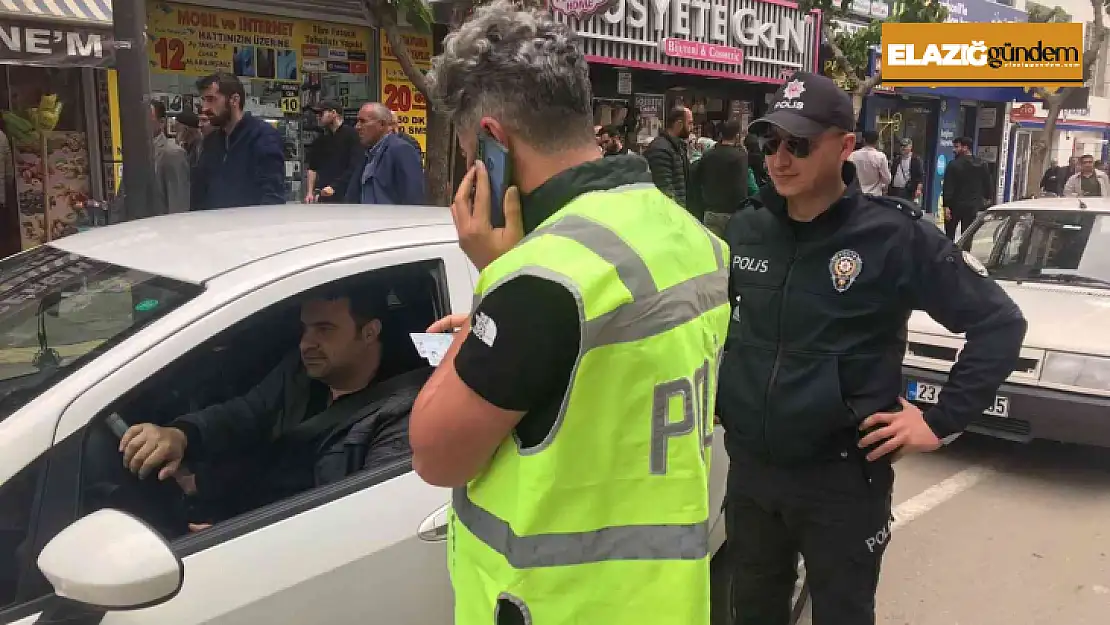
top-left (0, 205), bottom-right (730, 625)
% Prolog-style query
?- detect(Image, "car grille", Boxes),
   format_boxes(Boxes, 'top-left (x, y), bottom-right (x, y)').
top-left (968, 415), bottom-right (1032, 440)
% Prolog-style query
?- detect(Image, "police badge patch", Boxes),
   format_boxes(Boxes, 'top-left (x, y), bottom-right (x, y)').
top-left (829, 249), bottom-right (863, 293)
top-left (961, 251), bottom-right (989, 277)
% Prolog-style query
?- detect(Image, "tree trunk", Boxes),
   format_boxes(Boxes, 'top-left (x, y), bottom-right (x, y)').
top-left (1041, 96), bottom-right (1063, 176)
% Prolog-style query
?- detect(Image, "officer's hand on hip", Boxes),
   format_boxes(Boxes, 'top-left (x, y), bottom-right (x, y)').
top-left (857, 397), bottom-right (941, 462)
top-left (450, 160), bottom-right (523, 271)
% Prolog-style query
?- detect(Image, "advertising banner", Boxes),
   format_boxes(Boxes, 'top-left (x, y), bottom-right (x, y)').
top-left (146, 1), bottom-right (371, 82)
top-left (0, 18), bottom-right (114, 68)
top-left (880, 22), bottom-right (1084, 88)
top-left (380, 32), bottom-right (432, 157)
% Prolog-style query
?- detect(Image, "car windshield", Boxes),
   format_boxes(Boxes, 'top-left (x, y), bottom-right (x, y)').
top-left (0, 246), bottom-right (200, 422)
top-left (960, 210), bottom-right (1110, 288)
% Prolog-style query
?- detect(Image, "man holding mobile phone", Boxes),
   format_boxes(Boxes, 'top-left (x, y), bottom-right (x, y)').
top-left (409, 3), bottom-right (730, 624)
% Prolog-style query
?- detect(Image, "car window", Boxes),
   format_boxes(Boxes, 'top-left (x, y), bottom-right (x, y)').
top-left (0, 246), bottom-right (200, 423)
top-left (77, 259), bottom-right (448, 546)
top-left (961, 210), bottom-right (1110, 287)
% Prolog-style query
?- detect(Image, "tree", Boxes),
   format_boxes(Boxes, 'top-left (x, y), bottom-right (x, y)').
top-left (801, 0), bottom-right (948, 118)
top-left (1029, 0), bottom-right (1109, 175)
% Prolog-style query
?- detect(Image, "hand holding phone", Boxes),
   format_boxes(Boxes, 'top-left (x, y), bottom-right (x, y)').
top-left (476, 130), bottom-right (512, 229)
top-left (449, 159), bottom-right (524, 272)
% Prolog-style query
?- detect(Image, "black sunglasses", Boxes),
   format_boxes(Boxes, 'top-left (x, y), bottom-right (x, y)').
top-left (758, 134), bottom-right (816, 158)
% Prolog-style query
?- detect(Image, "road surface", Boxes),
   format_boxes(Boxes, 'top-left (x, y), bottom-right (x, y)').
top-left (791, 434), bottom-right (1110, 624)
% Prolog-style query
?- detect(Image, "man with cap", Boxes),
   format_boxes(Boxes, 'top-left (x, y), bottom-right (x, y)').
top-left (305, 100), bottom-right (361, 203)
top-left (889, 137), bottom-right (924, 203)
top-left (717, 72), bottom-right (1027, 625)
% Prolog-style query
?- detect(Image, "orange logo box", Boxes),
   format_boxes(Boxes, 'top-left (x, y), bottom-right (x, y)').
top-left (879, 22), bottom-right (1085, 88)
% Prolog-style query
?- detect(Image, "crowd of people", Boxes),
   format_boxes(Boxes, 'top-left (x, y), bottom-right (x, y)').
top-left (97, 72), bottom-right (427, 220)
top-left (1041, 154), bottom-right (1110, 198)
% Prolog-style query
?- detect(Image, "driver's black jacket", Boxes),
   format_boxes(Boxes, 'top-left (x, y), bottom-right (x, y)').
top-left (718, 163), bottom-right (1027, 465)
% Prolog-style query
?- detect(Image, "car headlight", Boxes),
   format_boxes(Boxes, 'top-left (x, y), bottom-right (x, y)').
top-left (1041, 352), bottom-right (1110, 392)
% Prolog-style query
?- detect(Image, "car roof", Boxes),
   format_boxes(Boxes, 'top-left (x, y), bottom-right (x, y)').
top-left (990, 197), bottom-right (1110, 213)
top-left (50, 204), bottom-right (456, 283)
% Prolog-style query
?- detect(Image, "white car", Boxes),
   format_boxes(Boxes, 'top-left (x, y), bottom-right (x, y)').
top-left (903, 197), bottom-right (1110, 446)
top-left (0, 205), bottom-right (730, 625)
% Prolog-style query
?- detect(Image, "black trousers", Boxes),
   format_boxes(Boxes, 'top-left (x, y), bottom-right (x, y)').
top-left (944, 207), bottom-right (977, 240)
top-left (724, 451), bottom-right (894, 625)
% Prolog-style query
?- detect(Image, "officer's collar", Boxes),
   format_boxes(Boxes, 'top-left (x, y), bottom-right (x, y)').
top-left (759, 162), bottom-right (862, 233)
top-left (520, 155), bottom-right (653, 234)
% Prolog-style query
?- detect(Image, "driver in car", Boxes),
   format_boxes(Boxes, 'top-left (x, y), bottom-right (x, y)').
top-left (118, 283), bottom-right (427, 529)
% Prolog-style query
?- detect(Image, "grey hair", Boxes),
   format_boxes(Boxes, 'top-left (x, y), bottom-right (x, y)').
top-left (426, 0), bottom-right (594, 152)
top-left (362, 102), bottom-right (394, 123)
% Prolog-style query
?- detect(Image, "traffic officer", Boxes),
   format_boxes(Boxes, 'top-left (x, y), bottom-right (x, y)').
top-left (408, 3), bottom-right (731, 624)
top-left (718, 72), bottom-right (1027, 625)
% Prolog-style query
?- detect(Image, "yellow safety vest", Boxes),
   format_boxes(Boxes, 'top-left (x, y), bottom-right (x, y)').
top-left (449, 181), bottom-right (730, 624)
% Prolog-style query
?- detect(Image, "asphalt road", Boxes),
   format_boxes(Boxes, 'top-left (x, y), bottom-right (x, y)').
top-left (789, 434), bottom-right (1110, 625)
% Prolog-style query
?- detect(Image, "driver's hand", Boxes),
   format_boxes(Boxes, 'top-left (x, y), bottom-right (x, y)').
top-left (304, 191), bottom-right (316, 204)
top-left (173, 467), bottom-right (198, 495)
top-left (119, 424), bottom-right (187, 480)
top-left (321, 186), bottom-right (335, 197)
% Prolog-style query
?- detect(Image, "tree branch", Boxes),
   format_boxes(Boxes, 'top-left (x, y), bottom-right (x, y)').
top-left (856, 70), bottom-right (883, 96)
top-left (1081, 0), bottom-right (1108, 79)
top-left (822, 23), bottom-right (858, 81)
top-left (359, 0), bottom-right (432, 98)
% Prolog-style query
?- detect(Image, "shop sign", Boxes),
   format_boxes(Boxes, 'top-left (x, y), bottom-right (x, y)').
top-left (661, 38), bottom-right (743, 64)
top-left (0, 19), bottom-right (114, 67)
top-left (939, 0), bottom-right (1027, 24)
top-left (146, 1), bottom-right (372, 81)
top-left (380, 32), bottom-right (432, 160)
top-left (617, 70), bottom-right (632, 94)
top-left (559, 0), bottom-right (819, 81)
top-left (552, 0), bottom-right (616, 18)
top-left (848, 0), bottom-right (889, 20)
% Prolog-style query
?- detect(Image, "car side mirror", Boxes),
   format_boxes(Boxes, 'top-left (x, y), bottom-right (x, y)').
top-left (37, 509), bottom-right (183, 610)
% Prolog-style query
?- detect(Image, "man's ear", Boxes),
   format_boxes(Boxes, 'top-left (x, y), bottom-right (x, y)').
top-left (363, 319), bottom-right (383, 342)
top-left (479, 117), bottom-right (509, 146)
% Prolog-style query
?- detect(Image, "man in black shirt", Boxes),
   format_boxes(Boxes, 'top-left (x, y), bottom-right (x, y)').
top-left (305, 100), bottom-right (360, 203)
top-left (119, 284), bottom-right (413, 525)
top-left (691, 119), bottom-right (749, 236)
top-left (941, 136), bottom-right (993, 240)
top-left (719, 73), bottom-right (1026, 625)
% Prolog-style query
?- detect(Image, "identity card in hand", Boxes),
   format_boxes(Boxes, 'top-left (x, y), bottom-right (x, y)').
top-left (410, 333), bottom-right (455, 366)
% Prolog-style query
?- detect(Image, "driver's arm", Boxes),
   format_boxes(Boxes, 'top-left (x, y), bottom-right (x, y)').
top-left (903, 221), bottom-right (1027, 439)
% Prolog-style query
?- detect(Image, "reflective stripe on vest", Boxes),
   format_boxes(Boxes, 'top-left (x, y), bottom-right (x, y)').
top-left (452, 208), bottom-right (728, 569)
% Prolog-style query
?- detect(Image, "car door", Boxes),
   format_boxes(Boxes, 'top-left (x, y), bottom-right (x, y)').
top-left (38, 240), bottom-right (473, 625)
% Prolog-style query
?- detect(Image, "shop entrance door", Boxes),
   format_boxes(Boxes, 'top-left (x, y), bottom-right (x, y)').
top-left (1009, 130), bottom-right (1033, 201)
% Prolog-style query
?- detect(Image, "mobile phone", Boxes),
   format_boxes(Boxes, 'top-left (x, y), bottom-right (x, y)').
top-left (476, 129), bottom-right (511, 229)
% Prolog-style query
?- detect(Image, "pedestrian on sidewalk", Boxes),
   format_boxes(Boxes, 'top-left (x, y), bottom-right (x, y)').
top-left (644, 107), bottom-right (692, 208)
top-left (942, 137), bottom-right (993, 239)
top-left (343, 102), bottom-right (425, 205)
top-left (192, 72), bottom-right (286, 210)
top-left (889, 138), bottom-right (924, 203)
top-left (410, 2), bottom-right (730, 623)
top-left (691, 119), bottom-right (749, 237)
top-left (305, 101), bottom-right (360, 203)
top-left (847, 130), bottom-right (891, 195)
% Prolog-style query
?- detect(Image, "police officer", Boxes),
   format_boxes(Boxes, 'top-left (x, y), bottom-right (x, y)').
top-left (718, 72), bottom-right (1027, 625)
top-left (408, 3), bottom-right (730, 624)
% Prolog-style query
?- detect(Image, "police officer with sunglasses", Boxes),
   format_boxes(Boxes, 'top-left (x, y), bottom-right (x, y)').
top-left (717, 72), bottom-right (1027, 625)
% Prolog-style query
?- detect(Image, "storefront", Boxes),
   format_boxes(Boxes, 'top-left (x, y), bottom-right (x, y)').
top-left (551, 0), bottom-right (821, 150)
top-left (0, 1), bottom-right (114, 256)
top-left (142, 0), bottom-right (379, 202)
top-left (1002, 100), bottom-right (1110, 202)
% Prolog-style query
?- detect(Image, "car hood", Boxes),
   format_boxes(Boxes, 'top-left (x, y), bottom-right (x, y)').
top-left (908, 280), bottom-right (1110, 357)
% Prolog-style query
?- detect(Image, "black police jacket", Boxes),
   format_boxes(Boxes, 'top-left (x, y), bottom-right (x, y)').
top-left (718, 163), bottom-right (1027, 465)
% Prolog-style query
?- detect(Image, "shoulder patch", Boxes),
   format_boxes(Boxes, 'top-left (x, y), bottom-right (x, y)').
top-left (867, 194), bottom-right (923, 220)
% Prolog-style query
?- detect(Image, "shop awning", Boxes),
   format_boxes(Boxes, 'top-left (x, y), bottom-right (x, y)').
top-left (0, 0), bottom-right (114, 67)
top-left (0, 0), bottom-right (112, 26)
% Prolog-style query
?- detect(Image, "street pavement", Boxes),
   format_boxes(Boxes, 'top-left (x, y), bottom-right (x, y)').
top-left (792, 434), bottom-right (1110, 624)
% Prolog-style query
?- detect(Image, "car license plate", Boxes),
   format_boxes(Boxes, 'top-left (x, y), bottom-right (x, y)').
top-left (906, 381), bottom-right (1009, 418)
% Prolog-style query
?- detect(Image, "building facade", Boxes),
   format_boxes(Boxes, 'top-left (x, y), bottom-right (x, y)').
top-left (551, 0), bottom-right (822, 148)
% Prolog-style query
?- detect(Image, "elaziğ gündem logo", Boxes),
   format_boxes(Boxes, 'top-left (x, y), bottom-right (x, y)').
top-left (880, 22), bottom-right (1085, 88)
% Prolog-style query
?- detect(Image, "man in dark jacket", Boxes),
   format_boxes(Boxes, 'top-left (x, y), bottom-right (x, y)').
top-left (644, 106), bottom-right (692, 207)
top-left (889, 137), bottom-right (924, 202)
top-left (119, 283), bottom-right (419, 525)
top-left (192, 72), bottom-right (286, 210)
top-left (305, 100), bottom-right (360, 203)
top-left (690, 119), bottom-right (748, 236)
top-left (942, 136), bottom-right (993, 240)
top-left (345, 102), bottom-right (426, 205)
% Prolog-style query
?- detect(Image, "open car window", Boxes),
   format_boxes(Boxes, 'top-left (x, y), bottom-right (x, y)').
top-left (0, 246), bottom-right (201, 422)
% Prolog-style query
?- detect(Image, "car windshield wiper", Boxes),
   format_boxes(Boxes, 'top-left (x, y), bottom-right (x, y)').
top-left (1026, 273), bottom-right (1110, 288)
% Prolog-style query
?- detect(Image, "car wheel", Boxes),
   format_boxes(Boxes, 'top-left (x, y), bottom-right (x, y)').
top-left (709, 546), bottom-right (811, 625)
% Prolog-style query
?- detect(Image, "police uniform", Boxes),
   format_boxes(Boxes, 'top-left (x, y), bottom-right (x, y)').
top-left (717, 73), bottom-right (1027, 625)
top-left (450, 155), bottom-right (731, 624)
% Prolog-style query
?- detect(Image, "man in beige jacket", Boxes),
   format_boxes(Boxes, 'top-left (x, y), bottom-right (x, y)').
top-left (1063, 154), bottom-right (1110, 198)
